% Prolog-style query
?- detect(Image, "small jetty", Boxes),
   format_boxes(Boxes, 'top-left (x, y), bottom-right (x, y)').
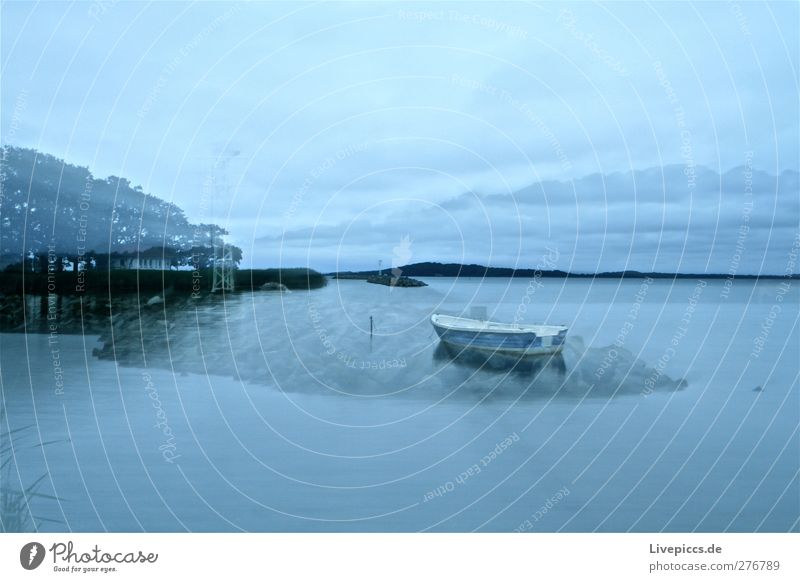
top-left (366, 274), bottom-right (427, 287)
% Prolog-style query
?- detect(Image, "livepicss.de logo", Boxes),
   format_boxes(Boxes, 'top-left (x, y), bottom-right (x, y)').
top-left (20, 542), bottom-right (46, 570)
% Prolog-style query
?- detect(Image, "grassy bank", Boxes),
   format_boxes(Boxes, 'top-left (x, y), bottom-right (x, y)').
top-left (0, 268), bottom-right (327, 296)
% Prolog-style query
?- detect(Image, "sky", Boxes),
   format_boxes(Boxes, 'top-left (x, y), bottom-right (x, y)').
top-left (1, 1), bottom-right (798, 273)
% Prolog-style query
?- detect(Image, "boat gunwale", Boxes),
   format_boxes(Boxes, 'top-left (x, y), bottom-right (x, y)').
top-left (430, 314), bottom-right (567, 336)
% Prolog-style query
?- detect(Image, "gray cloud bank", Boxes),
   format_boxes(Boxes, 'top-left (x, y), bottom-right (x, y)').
top-left (256, 164), bottom-right (798, 275)
top-left (1, 2), bottom-right (797, 273)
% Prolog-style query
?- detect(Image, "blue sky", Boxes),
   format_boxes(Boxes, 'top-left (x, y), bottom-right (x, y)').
top-left (2, 1), bottom-right (798, 273)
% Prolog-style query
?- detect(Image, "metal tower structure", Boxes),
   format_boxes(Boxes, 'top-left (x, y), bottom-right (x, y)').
top-left (209, 148), bottom-right (239, 293)
top-left (210, 243), bottom-right (235, 293)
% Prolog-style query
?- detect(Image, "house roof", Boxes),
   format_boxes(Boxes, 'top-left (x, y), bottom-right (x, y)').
top-left (106, 246), bottom-right (178, 258)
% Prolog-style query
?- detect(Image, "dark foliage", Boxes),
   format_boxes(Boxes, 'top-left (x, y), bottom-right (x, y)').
top-left (0, 146), bottom-right (241, 264)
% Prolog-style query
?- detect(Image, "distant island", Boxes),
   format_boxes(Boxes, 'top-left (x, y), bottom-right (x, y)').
top-left (330, 262), bottom-right (799, 280)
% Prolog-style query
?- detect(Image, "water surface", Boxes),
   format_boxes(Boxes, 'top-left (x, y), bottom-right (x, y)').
top-left (1, 277), bottom-right (797, 531)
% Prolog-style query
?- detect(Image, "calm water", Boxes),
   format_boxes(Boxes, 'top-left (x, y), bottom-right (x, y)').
top-left (1, 277), bottom-right (797, 532)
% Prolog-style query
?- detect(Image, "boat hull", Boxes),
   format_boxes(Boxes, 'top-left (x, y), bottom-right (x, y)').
top-left (433, 342), bottom-right (567, 374)
top-left (431, 316), bottom-right (567, 356)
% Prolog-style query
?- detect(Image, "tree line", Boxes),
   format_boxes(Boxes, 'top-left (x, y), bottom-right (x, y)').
top-left (0, 146), bottom-right (242, 270)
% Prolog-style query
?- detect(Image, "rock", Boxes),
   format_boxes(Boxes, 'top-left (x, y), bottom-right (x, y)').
top-left (260, 282), bottom-right (290, 292)
top-left (366, 274), bottom-right (427, 287)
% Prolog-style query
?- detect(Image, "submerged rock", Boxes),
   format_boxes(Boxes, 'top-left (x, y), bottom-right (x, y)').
top-left (563, 339), bottom-right (687, 397)
top-left (433, 336), bottom-right (687, 400)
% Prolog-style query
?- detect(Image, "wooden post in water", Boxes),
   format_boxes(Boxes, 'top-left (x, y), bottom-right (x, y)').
top-left (370, 316), bottom-right (373, 337)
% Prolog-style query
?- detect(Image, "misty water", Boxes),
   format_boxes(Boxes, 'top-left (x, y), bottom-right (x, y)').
top-left (1, 277), bottom-right (797, 532)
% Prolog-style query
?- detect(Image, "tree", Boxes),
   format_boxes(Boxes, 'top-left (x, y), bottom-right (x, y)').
top-left (0, 146), bottom-right (242, 266)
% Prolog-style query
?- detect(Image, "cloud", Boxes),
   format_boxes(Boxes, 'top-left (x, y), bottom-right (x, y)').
top-left (255, 165), bottom-right (798, 274)
top-left (1, 2), bottom-right (797, 272)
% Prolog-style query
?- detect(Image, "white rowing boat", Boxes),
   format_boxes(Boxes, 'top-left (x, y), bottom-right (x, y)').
top-left (431, 314), bottom-right (568, 355)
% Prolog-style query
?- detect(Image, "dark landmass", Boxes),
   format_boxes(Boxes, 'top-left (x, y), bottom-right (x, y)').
top-left (366, 274), bottom-right (427, 287)
top-left (0, 268), bottom-right (325, 333)
top-left (331, 262), bottom-right (798, 280)
top-left (0, 268), bottom-right (325, 296)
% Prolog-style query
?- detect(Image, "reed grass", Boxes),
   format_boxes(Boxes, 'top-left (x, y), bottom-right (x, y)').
top-left (0, 408), bottom-right (63, 532)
